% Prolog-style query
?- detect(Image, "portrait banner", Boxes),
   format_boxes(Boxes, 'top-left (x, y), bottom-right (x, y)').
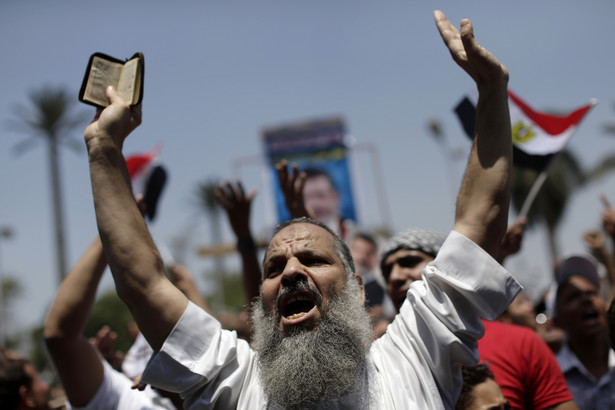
top-left (262, 117), bottom-right (357, 224)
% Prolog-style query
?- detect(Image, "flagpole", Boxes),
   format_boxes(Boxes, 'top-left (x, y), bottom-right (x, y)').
top-left (519, 170), bottom-right (548, 218)
top-left (517, 98), bottom-right (598, 218)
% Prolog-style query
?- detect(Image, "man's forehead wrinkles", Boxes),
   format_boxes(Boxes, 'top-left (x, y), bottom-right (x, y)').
top-left (274, 225), bottom-right (331, 245)
top-left (281, 236), bottom-right (304, 245)
top-left (268, 238), bottom-right (325, 259)
top-left (266, 237), bottom-right (304, 260)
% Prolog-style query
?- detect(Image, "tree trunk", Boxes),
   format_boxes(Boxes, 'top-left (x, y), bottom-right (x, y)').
top-left (48, 132), bottom-right (68, 285)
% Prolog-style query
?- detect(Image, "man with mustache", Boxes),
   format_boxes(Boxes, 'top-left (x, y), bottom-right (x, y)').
top-left (380, 228), bottom-right (447, 313)
top-left (553, 255), bottom-right (614, 408)
top-left (84, 10), bottom-right (519, 409)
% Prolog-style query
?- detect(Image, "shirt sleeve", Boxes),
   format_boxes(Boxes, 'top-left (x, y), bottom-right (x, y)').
top-left (526, 332), bottom-right (574, 409)
top-left (378, 230), bottom-right (522, 409)
top-left (141, 302), bottom-right (255, 409)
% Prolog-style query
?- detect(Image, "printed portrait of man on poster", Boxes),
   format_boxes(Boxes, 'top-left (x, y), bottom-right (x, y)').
top-left (262, 116), bottom-right (357, 234)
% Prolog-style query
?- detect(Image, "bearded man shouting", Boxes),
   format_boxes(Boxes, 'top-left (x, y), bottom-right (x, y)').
top-left (83, 10), bottom-right (519, 409)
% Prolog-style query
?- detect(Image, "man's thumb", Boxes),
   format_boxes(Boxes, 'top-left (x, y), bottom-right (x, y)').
top-left (105, 85), bottom-right (121, 105)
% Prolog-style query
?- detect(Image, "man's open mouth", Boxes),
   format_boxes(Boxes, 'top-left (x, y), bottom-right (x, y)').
top-left (581, 309), bottom-right (600, 324)
top-left (276, 286), bottom-right (324, 330)
top-left (280, 291), bottom-right (317, 320)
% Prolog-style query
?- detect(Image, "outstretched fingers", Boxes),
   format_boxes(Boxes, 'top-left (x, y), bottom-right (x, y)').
top-left (433, 10), bottom-right (508, 86)
top-left (216, 181), bottom-right (257, 210)
top-left (601, 193), bottom-right (612, 210)
top-left (292, 164), bottom-right (306, 198)
top-left (231, 180), bottom-right (257, 204)
top-left (434, 11), bottom-right (463, 61)
top-left (216, 182), bottom-right (237, 209)
top-left (276, 160), bottom-right (302, 195)
top-left (244, 187), bottom-right (258, 203)
top-left (215, 183), bottom-right (234, 209)
top-left (276, 160), bottom-right (292, 192)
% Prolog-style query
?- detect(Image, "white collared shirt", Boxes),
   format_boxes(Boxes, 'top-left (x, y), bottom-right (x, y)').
top-left (142, 231), bottom-right (521, 409)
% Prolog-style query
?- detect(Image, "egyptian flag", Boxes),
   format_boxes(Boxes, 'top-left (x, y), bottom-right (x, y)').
top-left (125, 145), bottom-right (168, 221)
top-left (455, 89), bottom-right (595, 171)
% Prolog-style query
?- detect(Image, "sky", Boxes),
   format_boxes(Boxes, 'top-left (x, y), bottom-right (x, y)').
top-left (1, 1), bottom-right (615, 340)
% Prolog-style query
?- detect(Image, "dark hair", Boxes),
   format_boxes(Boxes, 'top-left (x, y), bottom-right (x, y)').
top-left (456, 363), bottom-right (495, 410)
top-left (351, 232), bottom-right (378, 250)
top-left (302, 168), bottom-right (337, 192)
top-left (0, 358), bottom-right (31, 409)
top-left (264, 217), bottom-right (355, 278)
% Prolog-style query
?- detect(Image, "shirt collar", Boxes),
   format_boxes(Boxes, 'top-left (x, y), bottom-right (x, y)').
top-left (558, 342), bottom-right (615, 377)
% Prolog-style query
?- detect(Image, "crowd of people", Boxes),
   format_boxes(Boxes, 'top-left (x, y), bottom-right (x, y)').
top-left (2, 9), bottom-right (615, 409)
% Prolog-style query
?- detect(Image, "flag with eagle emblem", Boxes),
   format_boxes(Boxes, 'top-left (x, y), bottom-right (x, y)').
top-left (454, 89), bottom-right (595, 171)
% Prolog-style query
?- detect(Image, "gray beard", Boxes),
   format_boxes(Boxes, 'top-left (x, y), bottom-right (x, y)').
top-left (251, 278), bottom-right (373, 409)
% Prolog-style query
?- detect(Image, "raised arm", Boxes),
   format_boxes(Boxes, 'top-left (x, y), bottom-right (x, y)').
top-left (434, 10), bottom-right (512, 257)
top-left (84, 86), bottom-right (187, 351)
top-left (597, 194), bottom-right (615, 301)
top-left (602, 194), bottom-right (615, 244)
top-left (43, 237), bottom-right (107, 406)
top-left (216, 181), bottom-right (261, 302)
top-left (583, 229), bottom-right (615, 302)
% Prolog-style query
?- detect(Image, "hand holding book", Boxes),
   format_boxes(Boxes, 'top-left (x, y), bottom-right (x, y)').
top-left (79, 52), bottom-right (144, 108)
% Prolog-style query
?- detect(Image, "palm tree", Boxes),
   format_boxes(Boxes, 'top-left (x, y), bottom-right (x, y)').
top-left (8, 86), bottom-right (89, 284)
top-left (0, 226), bottom-right (17, 346)
top-left (511, 148), bottom-right (615, 267)
top-left (1, 276), bottom-right (22, 349)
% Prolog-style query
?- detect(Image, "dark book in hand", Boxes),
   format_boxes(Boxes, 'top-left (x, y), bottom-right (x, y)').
top-left (79, 52), bottom-right (144, 108)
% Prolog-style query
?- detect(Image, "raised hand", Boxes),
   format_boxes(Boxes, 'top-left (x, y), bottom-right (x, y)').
top-left (216, 181), bottom-right (257, 238)
top-left (275, 159), bottom-right (314, 219)
top-left (84, 86), bottom-right (142, 150)
top-left (601, 194), bottom-right (615, 240)
top-left (216, 180), bottom-right (261, 302)
top-left (583, 230), bottom-right (605, 252)
top-left (89, 325), bottom-right (124, 370)
top-left (433, 10), bottom-right (508, 87)
top-left (438, 9), bottom-right (512, 258)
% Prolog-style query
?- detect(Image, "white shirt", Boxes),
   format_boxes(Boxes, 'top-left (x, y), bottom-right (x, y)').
top-left (70, 360), bottom-right (176, 410)
top-left (122, 332), bottom-right (155, 380)
top-left (142, 231), bottom-right (521, 409)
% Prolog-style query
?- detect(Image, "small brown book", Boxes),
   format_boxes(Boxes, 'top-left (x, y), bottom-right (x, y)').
top-left (79, 52), bottom-right (144, 108)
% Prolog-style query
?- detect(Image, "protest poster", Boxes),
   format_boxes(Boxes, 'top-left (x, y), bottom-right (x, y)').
top-left (262, 116), bottom-right (357, 226)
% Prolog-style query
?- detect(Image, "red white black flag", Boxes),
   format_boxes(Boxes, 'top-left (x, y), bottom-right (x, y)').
top-left (455, 89), bottom-right (595, 171)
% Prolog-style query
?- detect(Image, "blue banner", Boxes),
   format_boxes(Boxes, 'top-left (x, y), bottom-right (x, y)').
top-left (262, 117), bottom-right (357, 225)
